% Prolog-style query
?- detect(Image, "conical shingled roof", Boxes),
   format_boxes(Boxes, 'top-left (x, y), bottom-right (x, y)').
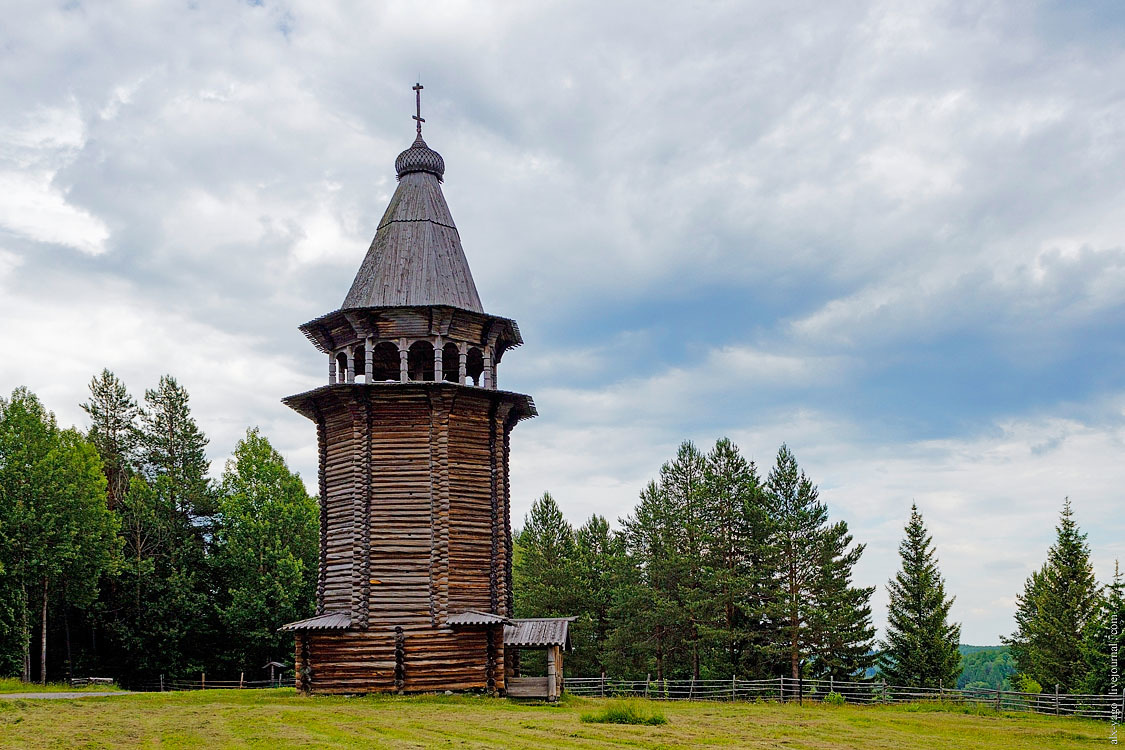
top-left (342, 137), bottom-right (483, 312)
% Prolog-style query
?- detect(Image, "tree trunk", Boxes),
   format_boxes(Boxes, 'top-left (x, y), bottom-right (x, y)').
top-left (20, 585), bottom-right (30, 683)
top-left (64, 600), bottom-right (72, 683)
top-left (790, 609), bottom-right (799, 679)
top-left (692, 624), bottom-right (701, 681)
top-left (40, 577), bottom-right (48, 685)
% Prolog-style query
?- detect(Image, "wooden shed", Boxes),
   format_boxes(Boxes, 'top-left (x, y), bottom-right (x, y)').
top-left (504, 617), bottom-right (575, 701)
top-left (279, 86), bottom-right (538, 695)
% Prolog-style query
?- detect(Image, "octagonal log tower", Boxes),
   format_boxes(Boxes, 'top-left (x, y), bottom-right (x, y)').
top-left (281, 87), bottom-right (535, 695)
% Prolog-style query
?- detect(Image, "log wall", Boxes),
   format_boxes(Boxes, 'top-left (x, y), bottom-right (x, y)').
top-left (293, 383), bottom-right (528, 695)
top-left (294, 627), bottom-right (505, 694)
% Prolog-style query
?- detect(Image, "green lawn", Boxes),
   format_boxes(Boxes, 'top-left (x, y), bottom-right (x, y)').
top-left (0, 689), bottom-right (1110, 749)
top-left (0, 677), bottom-right (121, 694)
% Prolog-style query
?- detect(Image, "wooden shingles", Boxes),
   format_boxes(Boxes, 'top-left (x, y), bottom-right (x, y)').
top-left (343, 171), bottom-right (483, 313)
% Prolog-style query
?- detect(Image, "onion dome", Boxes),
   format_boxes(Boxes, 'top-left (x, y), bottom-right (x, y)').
top-left (395, 134), bottom-right (445, 181)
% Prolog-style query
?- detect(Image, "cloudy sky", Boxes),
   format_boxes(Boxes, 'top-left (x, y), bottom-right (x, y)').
top-left (3, 0), bottom-right (1123, 644)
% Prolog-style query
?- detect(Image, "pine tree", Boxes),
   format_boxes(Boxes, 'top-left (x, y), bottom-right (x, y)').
top-left (877, 504), bottom-right (960, 687)
top-left (81, 369), bottom-right (140, 509)
top-left (101, 375), bottom-right (216, 681)
top-left (140, 375), bottom-right (212, 517)
top-left (701, 437), bottom-right (775, 678)
top-left (1003, 498), bottom-right (1100, 692)
top-left (767, 444), bottom-right (828, 679)
top-left (658, 441), bottom-right (708, 679)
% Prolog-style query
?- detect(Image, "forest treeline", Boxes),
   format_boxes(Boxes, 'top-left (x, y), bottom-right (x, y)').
top-left (513, 440), bottom-right (1124, 694)
top-left (513, 439), bottom-right (878, 682)
top-left (1, 376), bottom-right (1121, 693)
top-left (0, 373), bottom-right (318, 685)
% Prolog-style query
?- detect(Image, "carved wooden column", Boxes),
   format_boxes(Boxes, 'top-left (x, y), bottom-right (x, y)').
top-left (434, 336), bottom-right (443, 382)
top-left (365, 338), bottom-right (374, 384)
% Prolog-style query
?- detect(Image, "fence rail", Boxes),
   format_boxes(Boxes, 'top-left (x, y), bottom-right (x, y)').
top-left (129, 676), bottom-right (295, 692)
top-left (565, 676), bottom-right (1124, 721)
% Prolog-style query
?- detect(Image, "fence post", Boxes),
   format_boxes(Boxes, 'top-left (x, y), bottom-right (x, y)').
top-left (939, 679), bottom-right (943, 702)
top-left (160, 674), bottom-right (164, 693)
top-left (240, 672), bottom-right (244, 689)
top-left (600, 672), bottom-right (605, 698)
top-left (689, 677), bottom-right (695, 700)
top-left (779, 675), bottom-right (784, 702)
top-left (732, 674), bottom-right (736, 701)
top-left (645, 674), bottom-right (650, 700)
top-left (881, 678), bottom-right (887, 705)
top-left (798, 671), bottom-right (803, 706)
top-left (1055, 684), bottom-right (1059, 716)
top-left (994, 689), bottom-right (1001, 711)
top-left (202, 673), bottom-right (205, 691)
top-left (830, 675), bottom-right (834, 696)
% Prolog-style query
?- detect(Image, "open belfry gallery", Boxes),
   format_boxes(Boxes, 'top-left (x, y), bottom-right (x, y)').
top-left (280, 85), bottom-right (572, 699)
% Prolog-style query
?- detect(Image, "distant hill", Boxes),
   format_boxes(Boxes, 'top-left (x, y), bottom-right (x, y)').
top-left (956, 645), bottom-right (1015, 690)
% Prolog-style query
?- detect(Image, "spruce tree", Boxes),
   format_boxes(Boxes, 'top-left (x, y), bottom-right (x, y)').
top-left (877, 504), bottom-right (961, 687)
top-left (572, 515), bottom-right (623, 677)
top-left (618, 480), bottom-right (683, 680)
top-left (1081, 561), bottom-right (1123, 694)
top-left (1003, 498), bottom-right (1100, 692)
top-left (513, 493), bottom-right (577, 619)
top-left (512, 493), bottom-right (578, 677)
top-left (810, 518), bottom-right (876, 680)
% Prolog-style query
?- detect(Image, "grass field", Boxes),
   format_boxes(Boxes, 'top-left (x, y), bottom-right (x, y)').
top-left (0, 688), bottom-right (1111, 749)
top-left (0, 678), bottom-right (122, 694)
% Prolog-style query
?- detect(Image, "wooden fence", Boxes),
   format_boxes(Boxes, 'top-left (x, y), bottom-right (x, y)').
top-left (565, 676), bottom-right (1124, 721)
top-left (130, 675), bottom-right (296, 692)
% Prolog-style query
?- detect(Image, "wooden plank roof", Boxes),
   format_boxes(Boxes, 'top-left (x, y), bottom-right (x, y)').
top-left (282, 383), bottom-right (537, 423)
top-left (446, 610), bottom-right (512, 627)
top-left (277, 611), bottom-right (351, 632)
top-left (342, 169), bottom-right (484, 312)
top-left (504, 617), bottom-right (576, 649)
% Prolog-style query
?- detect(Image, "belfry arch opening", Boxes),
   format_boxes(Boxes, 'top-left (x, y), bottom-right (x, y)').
top-left (442, 343), bottom-right (459, 382)
top-left (335, 352), bottom-right (349, 383)
top-left (408, 341), bottom-right (435, 381)
top-left (465, 347), bottom-right (484, 386)
top-left (371, 342), bottom-right (400, 382)
top-left (353, 346), bottom-right (366, 381)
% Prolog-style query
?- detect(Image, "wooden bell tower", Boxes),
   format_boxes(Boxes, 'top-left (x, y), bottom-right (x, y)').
top-left (281, 84), bottom-right (535, 694)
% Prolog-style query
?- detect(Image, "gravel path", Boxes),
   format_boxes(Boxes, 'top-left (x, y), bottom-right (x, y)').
top-left (0, 691), bottom-right (130, 699)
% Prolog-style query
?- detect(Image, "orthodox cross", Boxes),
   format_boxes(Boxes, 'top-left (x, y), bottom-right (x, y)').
top-left (412, 82), bottom-right (425, 136)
